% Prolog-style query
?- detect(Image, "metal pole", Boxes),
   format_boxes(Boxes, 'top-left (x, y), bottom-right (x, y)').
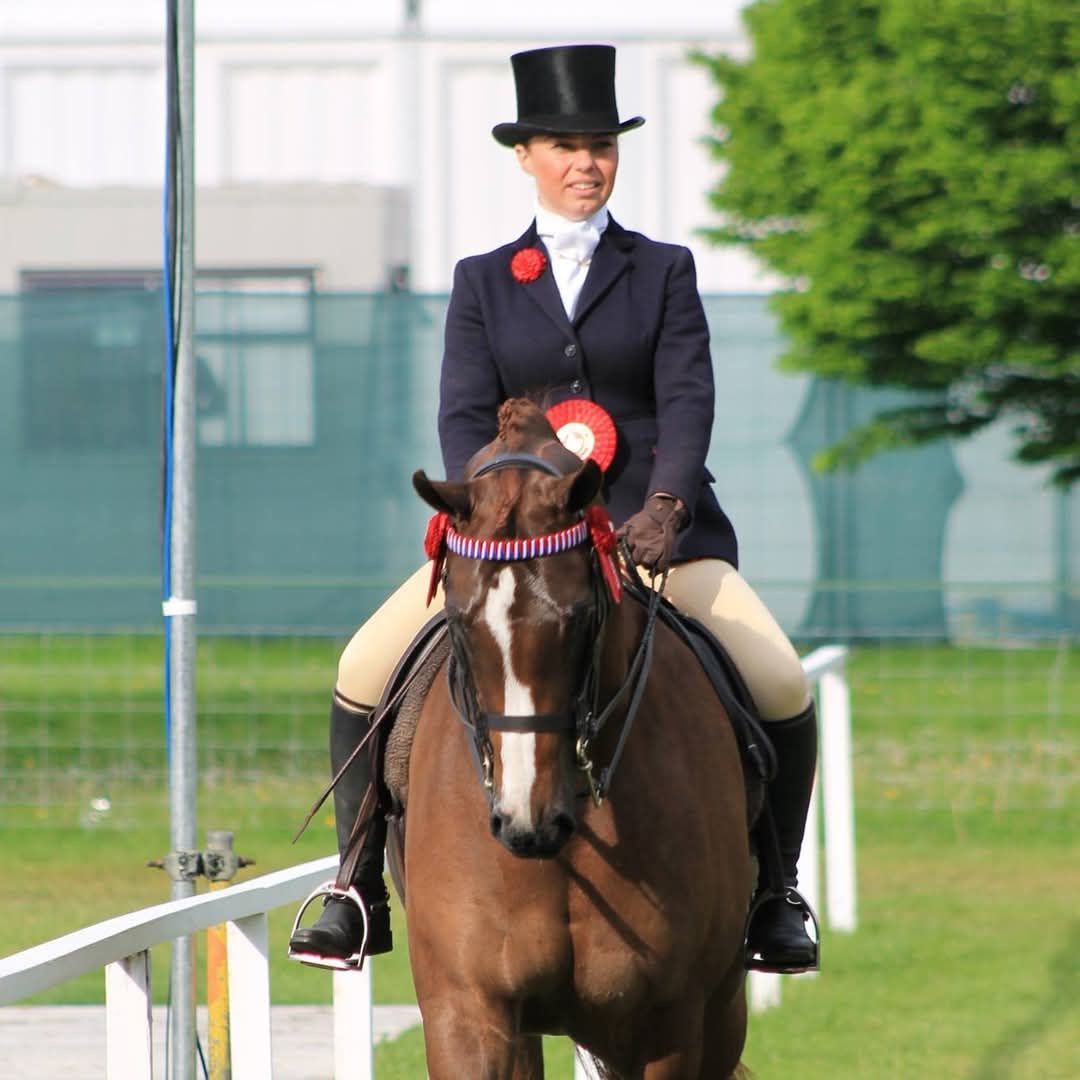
top-left (169, 1), bottom-right (198, 1076)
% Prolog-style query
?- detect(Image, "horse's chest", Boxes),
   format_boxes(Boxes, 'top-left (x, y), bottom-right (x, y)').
top-left (568, 909), bottom-right (682, 1008)
top-left (495, 905), bottom-right (663, 1009)
top-left (504, 916), bottom-right (659, 1033)
top-left (571, 948), bottom-right (657, 1010)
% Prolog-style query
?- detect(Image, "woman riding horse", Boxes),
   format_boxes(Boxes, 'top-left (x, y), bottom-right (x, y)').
top-left (289, 42), bottom-right (818, 976)
top-left (407, 398), bottom-right (754, 1076)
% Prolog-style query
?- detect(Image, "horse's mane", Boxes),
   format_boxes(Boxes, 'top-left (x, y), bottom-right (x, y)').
top-left (496, 397), bottom-right (556, 450)
top-left (457, 398), bottom-right (589, 536)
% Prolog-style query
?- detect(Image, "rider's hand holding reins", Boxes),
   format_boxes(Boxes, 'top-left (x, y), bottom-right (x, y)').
top-left (617, 493), bottom-right (688, 573)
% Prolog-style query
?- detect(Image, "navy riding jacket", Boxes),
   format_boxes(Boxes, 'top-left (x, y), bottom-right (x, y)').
top-left (438, 217), bottom-right (738, 567)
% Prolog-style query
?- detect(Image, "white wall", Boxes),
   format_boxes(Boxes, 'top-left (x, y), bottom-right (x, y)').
top-left (0, 2), bottom-right (776, 291)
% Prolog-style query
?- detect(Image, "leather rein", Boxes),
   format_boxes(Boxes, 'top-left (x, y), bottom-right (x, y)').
top-left (439, 452), bottom-right (663, 807)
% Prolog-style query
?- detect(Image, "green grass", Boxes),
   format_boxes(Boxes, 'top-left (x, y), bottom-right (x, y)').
top-left (1, 634), bottom-right (1077, 1077)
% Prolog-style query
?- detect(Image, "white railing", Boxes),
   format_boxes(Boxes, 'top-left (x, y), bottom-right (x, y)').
top-left (0, 853), bottom-right (377, 1079)
top-left (0, 646), bottom-right (855, 1077)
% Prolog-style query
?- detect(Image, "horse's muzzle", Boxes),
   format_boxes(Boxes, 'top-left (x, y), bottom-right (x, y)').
top-left (490, 807), bottom-right (576, 859)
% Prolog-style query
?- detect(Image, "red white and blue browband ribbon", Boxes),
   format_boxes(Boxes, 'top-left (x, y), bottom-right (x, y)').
top-left (446, 519), bottom-right (588, 561)
top-left (424, 506), bottom-right (622, 606)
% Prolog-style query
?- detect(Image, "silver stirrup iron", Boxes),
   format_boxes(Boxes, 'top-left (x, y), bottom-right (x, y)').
top-left (744, 887), bottom-right (821, 975)
top-left (287, 881), bottom-right (371, 971)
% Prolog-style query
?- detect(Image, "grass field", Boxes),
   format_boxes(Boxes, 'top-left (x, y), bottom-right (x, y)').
top-left (1, 634), bottom-right (1078, 1077)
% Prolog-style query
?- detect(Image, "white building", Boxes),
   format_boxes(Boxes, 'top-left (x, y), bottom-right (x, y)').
top-left (0, 1), bottom-right (771, 291)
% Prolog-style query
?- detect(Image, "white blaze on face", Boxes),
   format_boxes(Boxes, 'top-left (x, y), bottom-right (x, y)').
top-left (482, 566), bottom-right (536, 827)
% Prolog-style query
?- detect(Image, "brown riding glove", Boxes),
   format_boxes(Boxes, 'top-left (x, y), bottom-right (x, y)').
top-left (616, 494), bottom-right (688, 574)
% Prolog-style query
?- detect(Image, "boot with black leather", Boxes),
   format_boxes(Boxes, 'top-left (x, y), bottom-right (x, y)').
top-left (289, 698), bottom-right (393, 964)
top-left (745, 701), bottom-right (820, 973)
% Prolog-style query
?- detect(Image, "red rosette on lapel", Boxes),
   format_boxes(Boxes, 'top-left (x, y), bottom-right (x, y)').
top-left (585, 505), bottom-right (622, 603)
top-left (423, 512), bottom-right (450, 606)
top-left (510, 247), bottom-right (548, 283)
top-left (545, 399), bottom-right (618, 472)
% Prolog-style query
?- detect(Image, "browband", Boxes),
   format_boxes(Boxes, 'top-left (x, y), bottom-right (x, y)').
top-left (446, 518), bottom-right (589, 562)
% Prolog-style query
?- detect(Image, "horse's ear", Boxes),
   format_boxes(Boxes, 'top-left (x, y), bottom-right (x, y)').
top-left (565, 459), bottom-right (604, 514)
top-left (413, 470), bottom-right (469, 518)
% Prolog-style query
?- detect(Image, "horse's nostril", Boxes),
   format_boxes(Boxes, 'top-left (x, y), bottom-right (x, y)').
top-left (553, 812), bottom-right (576, 841)
top-left (490, 812), bottom-right (505, 838)
top-left (513, 832), bottom-right (537, 856)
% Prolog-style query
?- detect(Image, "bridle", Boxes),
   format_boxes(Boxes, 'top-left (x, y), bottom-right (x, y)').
top-left (426, 452), bottom-right (662, 807)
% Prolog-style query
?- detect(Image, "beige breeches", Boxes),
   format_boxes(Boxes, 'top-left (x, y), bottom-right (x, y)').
top-left (336, 559), bottom-right (809, 722)
top-left (661, 560), bottom-right (810, 720)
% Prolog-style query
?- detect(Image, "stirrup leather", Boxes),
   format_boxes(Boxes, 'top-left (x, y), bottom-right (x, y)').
top-left (744, 886), bottom-right (821, 975)
top-left (287, 881), bottom-right (371, 971)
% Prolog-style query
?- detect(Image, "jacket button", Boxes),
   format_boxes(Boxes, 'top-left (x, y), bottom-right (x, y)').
top-left (570, 379), bottom-right (584, 394)
top-left (564, 343), bottom-right (578, 358)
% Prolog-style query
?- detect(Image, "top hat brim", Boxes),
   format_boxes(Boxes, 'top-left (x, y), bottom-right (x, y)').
top-left (492, 115), bottom-right (645, 148)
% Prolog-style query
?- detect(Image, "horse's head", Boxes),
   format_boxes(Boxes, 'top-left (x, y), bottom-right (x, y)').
top-left (414, 400), bottom-right (616, 859)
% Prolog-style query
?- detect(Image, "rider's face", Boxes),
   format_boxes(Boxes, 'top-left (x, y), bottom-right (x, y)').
top-left (514, 133), bottom-right (619, 221)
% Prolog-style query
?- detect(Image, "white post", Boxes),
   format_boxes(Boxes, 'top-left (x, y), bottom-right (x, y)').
top-left (795, 771), bottom-right (821, 981)
top-left (820, 666), bottom-right (857, 932)
top-left (748, 970), bottom-right (781, 1012)
top-left (333, 965), bottom-right (374, 1080)
top-left (227, 913), bottom-right (273, 1080)
top-left (798, 771), bottom-right (821, 921)
top-left (106, 951), bottom-right (152, 1080)
top-left (574, 1046), bottom-right (602, 1080)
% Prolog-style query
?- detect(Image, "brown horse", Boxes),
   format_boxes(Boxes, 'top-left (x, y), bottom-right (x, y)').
top-left (406, 399), bottom-right (752, 1079)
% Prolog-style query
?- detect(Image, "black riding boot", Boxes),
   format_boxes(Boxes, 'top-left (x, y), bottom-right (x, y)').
top-left (746, 701), bottom-right (819, 973)
top-left (289, 698), bottom-right (392, 962)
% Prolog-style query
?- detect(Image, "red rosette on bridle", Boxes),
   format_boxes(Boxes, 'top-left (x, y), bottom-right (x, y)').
top-left (423, 512), bottom-right (450, 606)
top-left (585, 505), bottom-right (622, 603)
top-left (510, 247), bottom-right (548, 284)
top-left (545, 399), bottom-right (618, 472)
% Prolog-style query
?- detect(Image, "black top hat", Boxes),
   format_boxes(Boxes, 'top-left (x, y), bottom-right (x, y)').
top-left (492, 44), bottom-right (645, 147)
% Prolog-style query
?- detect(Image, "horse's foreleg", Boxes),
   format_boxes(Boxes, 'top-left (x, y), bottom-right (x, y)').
top-left (637, 997), bottom-right (704, 1080)
top-left (421, 995), bottom-right (542, 1080)
top-left (696, 973), bottom-right (748, 1080)
top-left (509, 1035), bottom-right (543, 1080)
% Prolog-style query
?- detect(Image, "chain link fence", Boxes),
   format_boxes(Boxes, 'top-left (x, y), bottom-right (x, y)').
top-left (1, 290), bottom-right (1075, 825)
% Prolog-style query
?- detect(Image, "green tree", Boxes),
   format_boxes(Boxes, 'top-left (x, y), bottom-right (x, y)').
top-left (697, 0), bottom-right (1079, 485)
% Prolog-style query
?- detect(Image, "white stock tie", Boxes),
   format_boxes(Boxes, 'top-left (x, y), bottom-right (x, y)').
top-left (544, 219), bottom-right (602, 319)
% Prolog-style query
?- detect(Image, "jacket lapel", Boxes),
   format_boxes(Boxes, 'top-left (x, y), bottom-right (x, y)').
top-left (513, 222), bottom-right (573, 334)
top-left (573, 217), bottom-right (633, 326)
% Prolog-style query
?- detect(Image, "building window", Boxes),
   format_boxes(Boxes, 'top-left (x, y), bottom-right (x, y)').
top-left (20, 269), bottom-right (316, 450)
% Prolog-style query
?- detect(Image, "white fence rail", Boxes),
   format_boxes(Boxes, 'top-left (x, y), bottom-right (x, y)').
top-left (0, 646), bottom-right (855, 1077)
top-left (0, 854), bottom-right (377, 1079)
